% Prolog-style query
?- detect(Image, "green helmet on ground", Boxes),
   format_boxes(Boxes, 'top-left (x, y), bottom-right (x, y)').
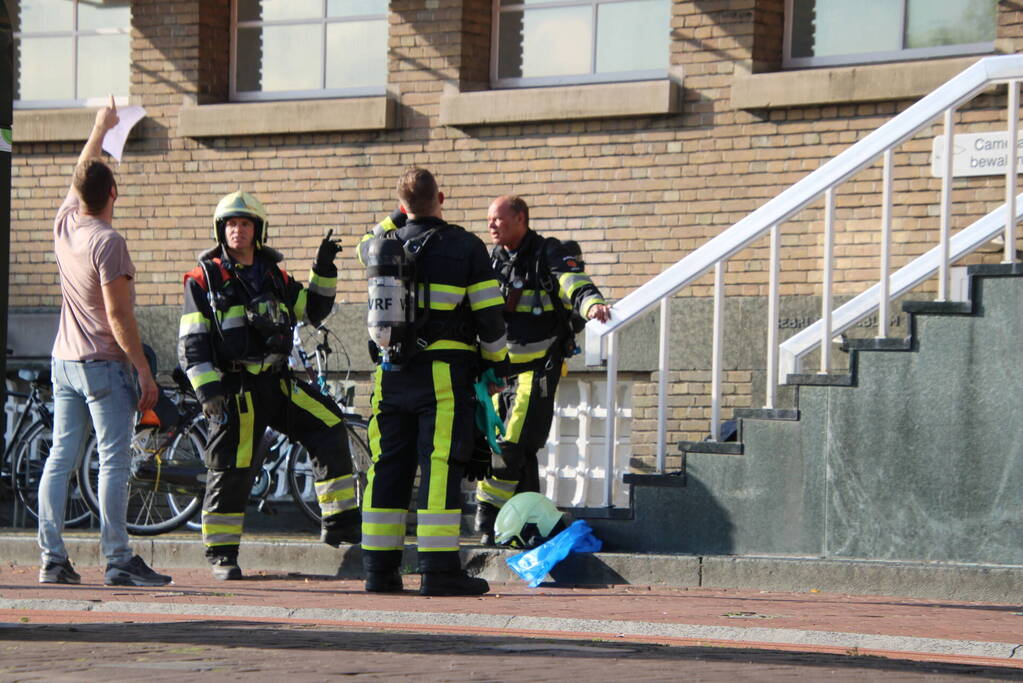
top-left (493, 492), bottom-right (569, 549)
top-left (213, 190), bottom-right (268, 247)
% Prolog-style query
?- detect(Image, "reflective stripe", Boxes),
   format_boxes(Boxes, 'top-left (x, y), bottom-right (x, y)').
top-left (558, 271), bottom-right (593, 297)
top-left (361, 507), bottom-right (405, 551)
top-left (581, 294), bottom-right (605, 317)
top-left (178, 311), bottom-right (209, 337)
top-left (316, 475), bottom-right (357, 515)
top-left (504, 370), bottom-right (533, 444)
top-left (236, 392), bottom-right (254, 468)
top-left (365, 367), bottom-right (384, 509)
top-left (308, 269), bottom-right (337, 297)
top-left (294, 288), bottom-right (308, 321)
top-left (514, 289), bottom-right (554, 313)
top-left (467, 279), bottom-right (504, 310)
top-left (429, 362), bottom-right (454, 511)
top-left (202, 511), bottom-right (243, 547)
top-left (186, 362), bottom-right (220, 391)
top-left (424, 339), bottom-right (475, 353)
top-left (219, 305), bottom-right (247, 331)
top-left (480, 335), bottom-right (508, 362)
top-left (417, 509), bottom-right (461, 552)
top-left (284, 380), bottom-right (341, 428)
top-left (508, 337), bottom-right (556, 364)
top-left (419, 282), bottom-right (466, 310)
top-left (476, 477), bottom-right (517, 506)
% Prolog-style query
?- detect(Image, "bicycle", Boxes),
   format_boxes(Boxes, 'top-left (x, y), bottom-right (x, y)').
top-left (6, 367), bottom-right (93, 528)
top-left (76, 326), bottom-right (370, 535)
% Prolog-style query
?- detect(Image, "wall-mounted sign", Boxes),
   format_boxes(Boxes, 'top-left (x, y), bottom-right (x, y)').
top-left (931, 131), bottom-right (1023, 178)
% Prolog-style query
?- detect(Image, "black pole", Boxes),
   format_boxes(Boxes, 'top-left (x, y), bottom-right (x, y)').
top-left (0, 4), bottom-right (12, 465)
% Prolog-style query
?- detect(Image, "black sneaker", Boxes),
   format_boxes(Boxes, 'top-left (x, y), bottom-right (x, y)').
top-left (365, 570), bottom-right (403, 593)
top-left (104, 555), bottom-right (172, 587)
top-left (419, 570), bottom-right (489, 596)
top-left (39, 559), bottom-right (81, 585)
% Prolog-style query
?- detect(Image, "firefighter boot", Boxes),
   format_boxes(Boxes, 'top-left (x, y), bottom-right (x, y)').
top-left (321, 508), bottom-right (361, 547)
top-left (475, 501), bottom-right (499, 546)
top-left (420, 569), bottom-right (490, 597)
top-left (365, 570), bottom-right (404, 593)
top-left (210, 556), bottom-right (242, 581)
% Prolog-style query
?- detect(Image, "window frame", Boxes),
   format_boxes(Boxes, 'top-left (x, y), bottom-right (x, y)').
top-left (490, 0), bottom-right (669, 89)
top-left (12, 0), bottom-right (131, 110)
top-left (782, 0), bottom-right (995, 69)
top-left (230, 0), bottom-right (389, 102)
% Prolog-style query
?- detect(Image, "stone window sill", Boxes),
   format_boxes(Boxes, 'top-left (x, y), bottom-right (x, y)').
top-left (14, 109), bottom-right (99, 142)
top-left (178, 96), bottom-right (396, 138)
top-left (439, 79), bottom-right (680, 126)
top-left (731, 56), bottom-right (983, 109)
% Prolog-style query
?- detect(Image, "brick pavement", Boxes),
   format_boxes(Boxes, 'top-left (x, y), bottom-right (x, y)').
top-left (1, 563), bottom-right (1021, 680)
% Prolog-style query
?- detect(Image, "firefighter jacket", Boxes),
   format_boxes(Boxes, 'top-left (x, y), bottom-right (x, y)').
top-left (178, 245), bottom-right (337, 403)
top-left (494, 229), bottom-right (606, 372)
top-left (358, 216), bottom-right (509, 374)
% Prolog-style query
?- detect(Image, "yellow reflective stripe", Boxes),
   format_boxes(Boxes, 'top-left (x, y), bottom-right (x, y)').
top-left (582, 295), bottom-right (606, 317)
top-left (429, 362), bottom-right (454, 511)
top-left (236, 392), bottom-right (254, 468)
top-left (422, 282), bottom-right (465, 310)
top-left (558, 271), bottom-right (593, 297)
top-left (416, 509), bottom-right (460, 551)
top-left (365, 367), bottom-right (384, 509)
top-left (186, 362), bottom-right (219, 391)
top-left (504, 370), bottom-right (533, 444)
top-left (219, 304), bottom-right (247, 330)
top-left (293, 288), bottom-right (307, 321)
top-left (509, 348), bottom-right (548, 364)
top-left (284, 380), bottom-right (341, 428)
top-left (424, 339), bottom-right (475, 352)
top-left (467, 279), bottom-right (504, 310)
top-left (480, 345), bottom-right (508, 363)
top-left (477, 478), bottom-right (517, 506)
top-left (361, 507), bottom-right (405, 550)
top-left (309, 270), bottom-right (337, 290)
top-left (178, 311), bottom-right (209, 337)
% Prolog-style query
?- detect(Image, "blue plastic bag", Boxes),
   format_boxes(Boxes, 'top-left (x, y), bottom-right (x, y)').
top-left (506, 520), bottom-right (602, 587)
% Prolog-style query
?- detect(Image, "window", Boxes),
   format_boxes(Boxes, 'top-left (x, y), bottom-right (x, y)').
top-left (12, 0), bottom-right (131, 109)
top-left (232, 0), bottom-right (388, 101)
top-left (492, 0), bottom-right (670, 88)
top-left (784, 0), bottom-right (996, 68)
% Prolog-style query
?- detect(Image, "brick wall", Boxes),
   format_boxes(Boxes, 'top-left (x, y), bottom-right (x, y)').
top-left (10, 0), bottom-right (1022, 465)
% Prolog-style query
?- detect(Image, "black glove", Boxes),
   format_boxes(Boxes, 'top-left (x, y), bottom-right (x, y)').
top-left (315, 228), bottom-right (342, 272)
top-left (202, 395), bottom-right (227, 425)
top-left (464, 432), bottom-right (493, 482)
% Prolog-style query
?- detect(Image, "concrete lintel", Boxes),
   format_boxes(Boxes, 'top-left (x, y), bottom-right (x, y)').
top-left (178, 96), bottom-right (396, 138)
top-left (439, 79), bottom-right (680, 126)
top-left (14, 108), bottom-right (100, 142)
top-left (731, 56), bottom-right (982, 109)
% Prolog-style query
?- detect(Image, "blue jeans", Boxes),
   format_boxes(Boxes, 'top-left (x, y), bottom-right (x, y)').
top-left (38, 358), bottom-right (137, 565)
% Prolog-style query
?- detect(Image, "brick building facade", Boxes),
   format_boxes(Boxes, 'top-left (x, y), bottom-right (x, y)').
top-left (9, 1), bottom-right (1022, 474)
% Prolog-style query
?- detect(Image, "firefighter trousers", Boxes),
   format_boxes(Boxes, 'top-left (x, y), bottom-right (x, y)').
top-left (475, 356), bottom-right (562, 510)
top-left (201, 371), bottom-right (355, 562)
top-left (361, 360), bottom-right (474, 574)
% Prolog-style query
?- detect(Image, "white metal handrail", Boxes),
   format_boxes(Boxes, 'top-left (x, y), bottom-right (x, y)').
top-left (584, 55), bottom-right (1023, 508)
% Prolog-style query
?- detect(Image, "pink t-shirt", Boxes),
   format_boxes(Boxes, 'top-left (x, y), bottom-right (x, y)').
top-left (51, 190), bottom-right (136, 362)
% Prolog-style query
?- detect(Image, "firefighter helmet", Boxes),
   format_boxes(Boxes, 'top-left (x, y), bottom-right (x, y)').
top-left (493, 492), bottom-right (568, 549)
top-left (213, 191), bottom-right (268, 248)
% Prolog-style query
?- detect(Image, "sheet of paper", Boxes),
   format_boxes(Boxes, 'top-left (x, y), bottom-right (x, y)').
top-left (102, 106), bottom-right (146, 162)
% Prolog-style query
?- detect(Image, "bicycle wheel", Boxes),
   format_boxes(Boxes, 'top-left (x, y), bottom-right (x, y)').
top-left (79, 421), bottom-right (205, 536)
top-left (11, 420), bottom-right (93, 527)
top-left (285, 418), bottom-right (372, 526)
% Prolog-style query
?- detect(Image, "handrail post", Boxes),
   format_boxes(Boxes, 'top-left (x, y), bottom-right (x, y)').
top-left (765, 224), bottom-right (780, 409)
top-left (820, 188), bottom-right (835, 374)
top-left (656, 298), bottom-right (669, 472)
top-left (602, 331), bottom-right (618, 507)
top-left (939, 108), bottom-right (954, 301)
top-left (711, 261), bottom-right (725, 440)
top-left (878, 149), bottom-right (893, 338)
top-left (1006, 80), bottom-right (1020, 264)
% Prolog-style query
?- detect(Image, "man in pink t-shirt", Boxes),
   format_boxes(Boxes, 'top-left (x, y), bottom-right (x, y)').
top-left (37, 98), bottom-right (171, 587)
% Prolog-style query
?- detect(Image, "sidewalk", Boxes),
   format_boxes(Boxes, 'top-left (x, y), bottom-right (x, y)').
top-left (2, 551), bottom-right (1022, 677)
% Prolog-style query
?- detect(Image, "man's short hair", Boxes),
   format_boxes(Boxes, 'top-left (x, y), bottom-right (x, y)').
top-left (501, 195), bottom-right (529, 227)
top-left (397, 166), bottom-right (439, 215)
top-left (72, 158), bottom-right (115, 215)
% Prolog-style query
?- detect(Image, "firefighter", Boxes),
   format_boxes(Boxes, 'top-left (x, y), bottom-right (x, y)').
top-left (357, 167), bottom-right (508, 596)
top-left (474, 195), bottom-right (610, 545)
top-left (179, 191), bottom-right (358, 580)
